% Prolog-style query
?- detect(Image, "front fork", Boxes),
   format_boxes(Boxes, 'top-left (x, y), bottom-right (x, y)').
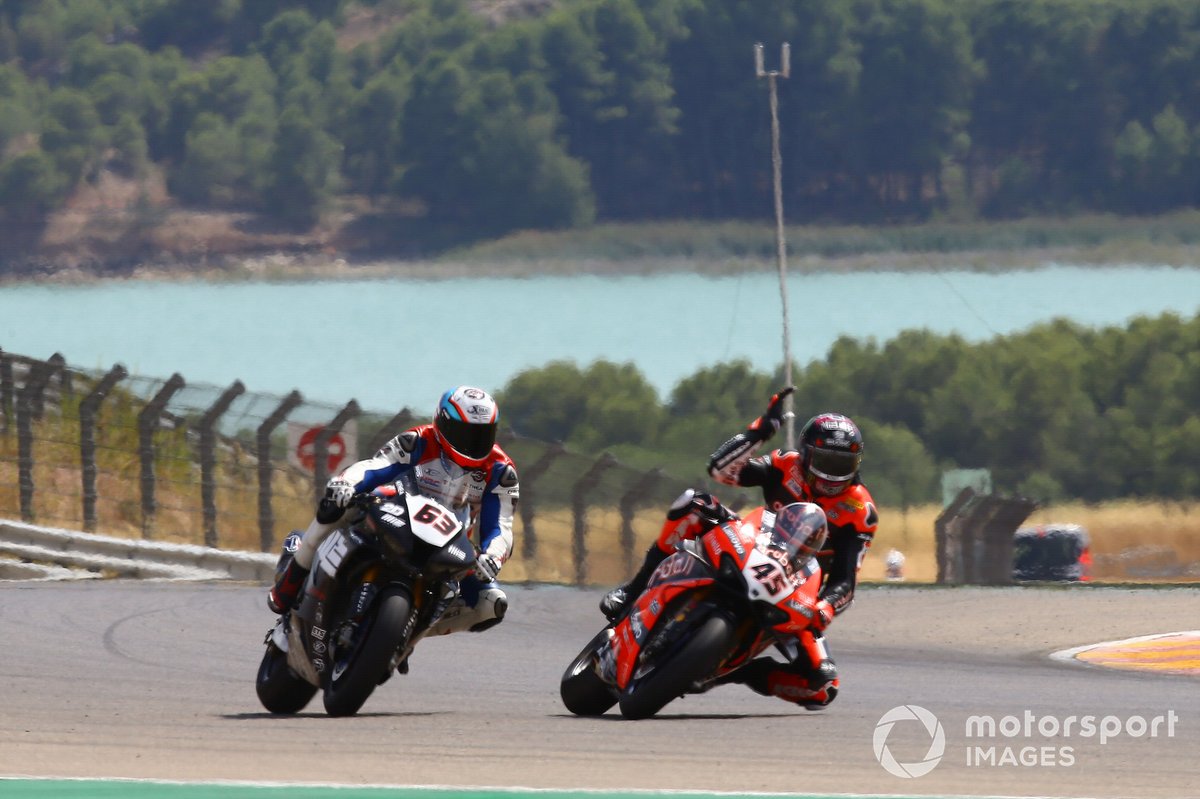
top-left (344, 569), bottom-right (446, 672)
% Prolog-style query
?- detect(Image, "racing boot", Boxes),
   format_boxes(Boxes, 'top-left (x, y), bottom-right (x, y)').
top-left (267, 543), bottom-right (310, 615)
top-left (688, 668), bottom-right (750, 694)
top-left (802, 681), bottom-right (838, 710)
top-left (733, 656), bottom-right (840, 710)
top-left (599, 544), bottom-right (668, 621)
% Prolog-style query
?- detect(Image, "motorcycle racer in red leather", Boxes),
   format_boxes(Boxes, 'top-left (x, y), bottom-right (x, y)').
top-left (600, 387), bottom-right (878, 709)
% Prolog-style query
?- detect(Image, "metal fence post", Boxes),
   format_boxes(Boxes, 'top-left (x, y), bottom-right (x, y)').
top-left (198, 380), bottom-right (245, 548)
top-left (313, 400), bottom-right (361, 501)
top-left (365, 409), bottom-right (416, 454)
top-left (570, 453), bottom-right (617, 586)
top-left (138, 373), bottom-right (185, 539)
top-left (514, 442), bottom-right (565, 561)
top-left (79, 364), bottom-right (128, 532)
top-left (257, 390), bottom-right (303, 552)
top-left (30, 353), bottom-right (67, 419)
top-left (15, 354), bottom-right (67, 521)
top-left (618, 468), bottom-right (665, 574)
top-left (15, 390), bottom-right (34, 522)
top-left (0, 349), bottom-right (13, 435)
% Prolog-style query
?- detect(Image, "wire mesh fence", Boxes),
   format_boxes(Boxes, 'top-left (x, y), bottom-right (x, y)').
top-left (0, 348), bottom-right (711, 586)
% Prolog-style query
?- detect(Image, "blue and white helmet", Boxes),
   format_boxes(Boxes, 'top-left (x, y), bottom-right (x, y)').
top-left (434, 386), bottom-right (499, 468)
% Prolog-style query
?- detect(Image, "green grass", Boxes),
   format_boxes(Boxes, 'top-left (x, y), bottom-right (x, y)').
top-left (443, 212), bottom-right (1200, 274)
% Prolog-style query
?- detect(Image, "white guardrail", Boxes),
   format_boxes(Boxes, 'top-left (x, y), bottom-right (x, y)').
top-left (0, 519), bottom-right (275, 582)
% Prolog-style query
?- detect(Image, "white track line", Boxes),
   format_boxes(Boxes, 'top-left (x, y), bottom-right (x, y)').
top-left (1051, 629), bottom-right (1200, 665)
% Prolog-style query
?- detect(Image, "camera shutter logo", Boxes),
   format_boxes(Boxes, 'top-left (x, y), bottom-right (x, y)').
top-left (873, 704), bottom-right (946, 778)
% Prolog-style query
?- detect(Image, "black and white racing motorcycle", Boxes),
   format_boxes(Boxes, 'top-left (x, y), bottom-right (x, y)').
top-left (256, 485), bottom-right (476, 716)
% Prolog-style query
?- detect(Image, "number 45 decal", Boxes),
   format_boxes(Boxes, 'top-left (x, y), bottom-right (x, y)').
top-left (751, 561), bottom-right (788, 595)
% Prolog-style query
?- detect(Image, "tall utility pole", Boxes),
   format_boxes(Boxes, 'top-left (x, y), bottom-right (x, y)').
top-left (755, 43), bottom-right (794, 446)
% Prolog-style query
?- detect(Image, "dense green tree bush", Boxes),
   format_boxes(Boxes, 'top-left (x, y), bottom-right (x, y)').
top-left (500, 312), bottom-right (1200, 505)
top-left (8, 1), bottom-right (1200, 243)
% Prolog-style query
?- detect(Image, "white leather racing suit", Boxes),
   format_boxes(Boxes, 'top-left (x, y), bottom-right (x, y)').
top-left (293, 423), bottom-right (519, 634)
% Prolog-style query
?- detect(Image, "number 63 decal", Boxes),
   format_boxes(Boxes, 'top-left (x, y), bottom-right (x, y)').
top-left (413, 502), bottom-right (459, 535)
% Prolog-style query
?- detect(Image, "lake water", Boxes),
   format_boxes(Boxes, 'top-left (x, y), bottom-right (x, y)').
top-left (1, 264), bottom-right (1197, 413)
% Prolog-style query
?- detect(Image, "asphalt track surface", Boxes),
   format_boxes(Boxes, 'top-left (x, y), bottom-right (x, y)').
top-left (1, 580), bottom-right (1198, 798)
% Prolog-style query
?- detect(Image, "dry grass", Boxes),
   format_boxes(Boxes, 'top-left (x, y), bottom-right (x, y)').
top-left (1026, 501), bottom-right (1200, 581)
top-left (3, 415), bottom-right (1196, 584)
top-left (858, 504), bottom-right (943, 583)
top-left (838, 501), bottom-right (1200, 583)
top-left (0, 412), bottom-right (318, 551)
top-left (505, 501), bottom-right (1200, 585)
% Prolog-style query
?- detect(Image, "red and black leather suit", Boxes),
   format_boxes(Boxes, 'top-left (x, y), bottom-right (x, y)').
top-left (601, 393), bottom-right (878, 708)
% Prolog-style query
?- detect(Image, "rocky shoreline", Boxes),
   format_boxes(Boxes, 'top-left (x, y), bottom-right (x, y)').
top-left (5, 204), bottom-right (1200, 285)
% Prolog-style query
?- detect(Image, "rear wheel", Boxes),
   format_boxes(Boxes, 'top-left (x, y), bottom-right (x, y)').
top-left (560, 628), bottom-right (617, 716)
top-left (618, 613), bottom-right (735, 720)
top-left (256, 641), bottom-right (317, 715)
top-left (323, 587), bottom-right (411, 717)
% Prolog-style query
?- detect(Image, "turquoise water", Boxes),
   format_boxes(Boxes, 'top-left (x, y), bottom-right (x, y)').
top-left (1, 265), bottom-right (1197, 413)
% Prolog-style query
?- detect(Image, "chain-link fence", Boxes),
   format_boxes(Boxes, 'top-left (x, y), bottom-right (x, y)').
top-left (0, 348), bottom-right (712, 586)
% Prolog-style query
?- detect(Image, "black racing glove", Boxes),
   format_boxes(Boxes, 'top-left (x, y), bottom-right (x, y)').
top-left (745, 386), bottom-right (795, 443)
top-left (666, 490), bottom-right (735, 528)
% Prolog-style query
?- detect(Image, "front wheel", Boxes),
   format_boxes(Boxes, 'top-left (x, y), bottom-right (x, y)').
top-left (618, 613), bottom-right (735, 720)
top-left (323, 587), bottom-right (412, 717)
top-left (561, 628), bottom-right (618, 716)
top-left (256, 641), bottom-right (317, 715)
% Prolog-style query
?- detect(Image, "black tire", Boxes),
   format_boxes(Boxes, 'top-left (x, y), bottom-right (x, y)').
top-left (256, 642), bottom-right (317, 715)
top-left (560, 628), bottom-right (618, 716)
top-left (618, 613), bottom-right (735, 720)
top-left (322, 587), bottom-right (411, 717)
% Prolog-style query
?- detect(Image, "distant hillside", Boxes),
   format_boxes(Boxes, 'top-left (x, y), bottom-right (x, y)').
top-left (7, 0), bottom-right (1200, 275)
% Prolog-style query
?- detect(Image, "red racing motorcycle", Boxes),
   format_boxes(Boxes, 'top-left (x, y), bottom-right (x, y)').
top-left (561, 502), bottom-right (829, 719)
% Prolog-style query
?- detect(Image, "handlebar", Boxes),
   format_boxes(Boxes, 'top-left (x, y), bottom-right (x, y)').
top-left (349, 492), bottom-right (382, 509)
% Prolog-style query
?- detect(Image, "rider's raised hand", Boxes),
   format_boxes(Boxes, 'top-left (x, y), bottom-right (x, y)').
top-left (746, 386), bottom-right (795, 443)
top-left (324, 477), bottom-right (355, 508)
top-left (475, 552), bottom-right (501, 583)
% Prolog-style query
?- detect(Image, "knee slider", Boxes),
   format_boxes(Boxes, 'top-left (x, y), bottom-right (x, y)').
top-left (812, 659), bottom-right (838, 690)
top-left (468, 587), bottom-right (507, 632)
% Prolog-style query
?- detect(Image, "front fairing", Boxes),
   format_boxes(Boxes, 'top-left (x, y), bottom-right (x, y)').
top-left (365, 491), bottom-right (475, 579)
top-left (609, 549), bottom-right (715, 689)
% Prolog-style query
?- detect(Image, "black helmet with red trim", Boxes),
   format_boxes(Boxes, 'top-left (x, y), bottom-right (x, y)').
top-left (434, 386), bottom-right (499, 468)
top-left (797, 413), bottom-right (863, 497)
